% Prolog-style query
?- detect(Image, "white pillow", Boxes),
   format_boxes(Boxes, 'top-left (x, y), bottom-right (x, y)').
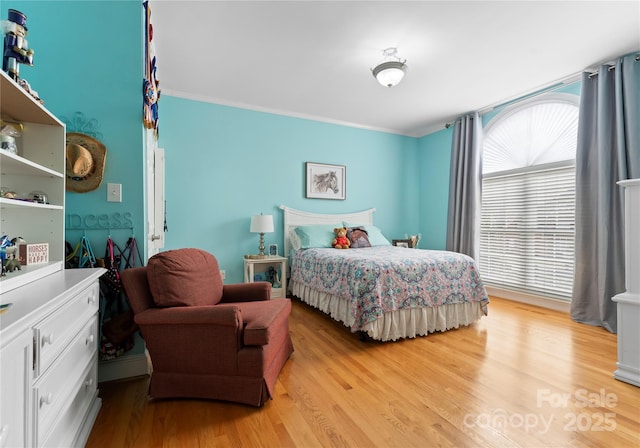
top-left (289, 227), bottom-right (302, 251)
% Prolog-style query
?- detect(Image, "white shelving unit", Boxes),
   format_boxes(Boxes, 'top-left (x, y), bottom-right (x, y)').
top-left (0, 70), bottom-right (104, 447)
top-left (613, 178), bottom-right (640, 387)
top-left (0, 70), bottom-right (65, 293)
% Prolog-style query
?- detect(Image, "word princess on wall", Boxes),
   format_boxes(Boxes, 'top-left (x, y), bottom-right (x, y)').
top-left (66, 212), bottom-right (134, 230)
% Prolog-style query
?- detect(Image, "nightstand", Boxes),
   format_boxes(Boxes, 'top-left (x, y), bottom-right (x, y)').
top-left (243, 256), bottom-right (287, 299)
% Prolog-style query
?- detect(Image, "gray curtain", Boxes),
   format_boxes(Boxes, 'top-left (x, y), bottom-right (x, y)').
top-left (446, 112), bottom-right (483, 260)
top-left (571, 53), bottom-right (640, 333)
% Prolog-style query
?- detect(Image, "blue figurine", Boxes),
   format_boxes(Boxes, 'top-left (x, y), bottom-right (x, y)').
top-left (1, 9), bottom-right (34, 81)
top-left (0, 235), bottom-right (11, 275)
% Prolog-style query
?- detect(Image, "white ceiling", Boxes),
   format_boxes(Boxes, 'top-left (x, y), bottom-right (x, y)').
top-left (150, 1), bottom-right (640, 137)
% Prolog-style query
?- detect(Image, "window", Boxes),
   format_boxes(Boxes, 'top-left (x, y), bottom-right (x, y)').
top-left (479, 95), bottom-right (579, 300)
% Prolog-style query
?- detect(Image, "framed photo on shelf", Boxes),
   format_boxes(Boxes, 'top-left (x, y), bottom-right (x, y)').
top-left (306, 162), bottom-right (346, 200)
top-left (392, 239), bottom-right (413, 248)
top-left (268, 243), bottom-right (278, 257)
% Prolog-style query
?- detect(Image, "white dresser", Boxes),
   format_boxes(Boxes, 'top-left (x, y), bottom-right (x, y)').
top-left (612, 178), bottom-right (640, 387)
top-left (0, 69), bottom-right (106, 445)
top-left (0, 268), bottom-right (104, 447)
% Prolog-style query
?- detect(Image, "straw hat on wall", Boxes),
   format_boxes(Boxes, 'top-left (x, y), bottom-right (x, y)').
top-left (65, 133), bottom-right (106, 193)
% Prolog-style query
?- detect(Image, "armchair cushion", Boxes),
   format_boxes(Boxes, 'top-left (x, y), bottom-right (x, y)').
top-left (147, 248), bottom-right (224, 307)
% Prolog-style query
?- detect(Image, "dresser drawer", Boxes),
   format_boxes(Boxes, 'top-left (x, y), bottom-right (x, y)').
top-left (39, 361), bottom-right (98, 448)
top-left (34, 316), bottom-right (97, 442)
top-left (34, 283), bottom-right (99, 376)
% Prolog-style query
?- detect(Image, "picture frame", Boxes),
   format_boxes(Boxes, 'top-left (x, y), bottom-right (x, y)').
top-left (268, 243), bottom-right (278, 257)
top-left (392, 239), bottom-right (413, 248)
top-left (305, 162), bottom-right (346, 200)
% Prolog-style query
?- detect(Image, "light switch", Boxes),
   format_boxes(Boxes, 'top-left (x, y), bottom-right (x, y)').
top-left (107, 183), bottom-right (122, 202)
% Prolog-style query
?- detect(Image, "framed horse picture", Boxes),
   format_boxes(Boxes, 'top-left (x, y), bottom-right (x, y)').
top-left (305, 162), bottom-right (346, 200)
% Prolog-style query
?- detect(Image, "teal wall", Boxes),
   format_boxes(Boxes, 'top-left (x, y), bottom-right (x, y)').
top-left (3, 0), bottom-right (585, 376)
top-left (158, 96), bottom-right (419, 283)
top-left (9, 0), bottom-right (428, 285)
top-left (416, 127), bottom-right (453, 250)
top-left (6, 0), bottom-right (145, 257)
top-left (3, 1), bottom-right (583, 286)
top-left (3, 0), bottom-right (453, 288)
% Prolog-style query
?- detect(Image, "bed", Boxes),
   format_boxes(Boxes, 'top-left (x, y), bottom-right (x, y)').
top-left (280, 205), bottom-right (489, 341)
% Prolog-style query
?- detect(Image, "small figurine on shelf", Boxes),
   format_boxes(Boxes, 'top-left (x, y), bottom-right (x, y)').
top-left (0, 120), bottom-right (21, 154)
top-left (267, 266), bottom-right (281, 288)
top-left (4, 256), bottom-right (20, 273)
top-left (0, 235), bottom-right (12, 276)
top-left (0, 235), bottom-right (24, 275)
top-left (18, 78), bottom-right (41, 103)
top-left (1, 9), bottom-right (38, 101)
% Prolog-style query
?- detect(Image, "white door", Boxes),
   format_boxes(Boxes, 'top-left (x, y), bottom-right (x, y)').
top-left (145, 129), bottom-right (165, 257)
top-left (151, 148), bottom-right (165, 252)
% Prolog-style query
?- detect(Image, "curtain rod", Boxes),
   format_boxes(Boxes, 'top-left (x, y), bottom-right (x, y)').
top-left (444, 72), bottom-right (581, 129)
top-left (588, 53), bottom-right (640, 78)
top-left (445, 52), bottom-right (640, 128)
top-left (482, 72), bottom-right (582, 115)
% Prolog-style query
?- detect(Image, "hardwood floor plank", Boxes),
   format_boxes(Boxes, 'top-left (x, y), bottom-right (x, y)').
top-left (86, 297), bottom-right (640, 448)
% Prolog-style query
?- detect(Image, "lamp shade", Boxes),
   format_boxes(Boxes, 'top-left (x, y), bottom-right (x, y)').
top-left (250, 214), bottom-right (274, 233)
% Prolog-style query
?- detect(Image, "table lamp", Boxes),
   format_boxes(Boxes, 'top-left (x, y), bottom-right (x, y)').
top-left (246, 213), bottom-right (274, 259)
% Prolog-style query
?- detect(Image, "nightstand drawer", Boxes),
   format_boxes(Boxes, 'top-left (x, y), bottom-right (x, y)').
top-left (35, 316), bottom-right (97, 442)
top-left (34, 283), bottom-right (99, 376)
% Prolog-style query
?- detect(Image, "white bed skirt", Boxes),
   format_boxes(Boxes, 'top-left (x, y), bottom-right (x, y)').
top-left (290, 280), bottom-right (486, 342)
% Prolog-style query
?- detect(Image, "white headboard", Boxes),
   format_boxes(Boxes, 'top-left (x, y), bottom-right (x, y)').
top-left (279, 205), bottom-right (376, 256)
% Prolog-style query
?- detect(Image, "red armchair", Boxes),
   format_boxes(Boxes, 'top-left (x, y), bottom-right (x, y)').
top-left (120, 248), bottom-right (294, 407)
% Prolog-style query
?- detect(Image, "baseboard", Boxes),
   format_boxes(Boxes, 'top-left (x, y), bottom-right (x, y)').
top-left (98, 352), bottom-right (150, 383)
top-left (486, 286), bottom-right (571, 313)
top-left (614, 364), bottom-right (640, 387)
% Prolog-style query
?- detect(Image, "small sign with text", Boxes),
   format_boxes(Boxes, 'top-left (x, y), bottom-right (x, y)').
top-left (19, 243), bottom-right (49, 265)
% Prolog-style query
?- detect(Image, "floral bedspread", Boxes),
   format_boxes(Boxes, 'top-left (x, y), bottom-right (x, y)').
top-left (290, 246), bottom-right (489, 330)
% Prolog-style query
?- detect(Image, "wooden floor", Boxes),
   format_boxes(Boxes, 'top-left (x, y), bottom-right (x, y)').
top-left (86, 297), bottom-right (640, 448)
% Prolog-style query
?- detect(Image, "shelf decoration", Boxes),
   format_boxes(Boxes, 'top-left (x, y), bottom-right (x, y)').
top-left (65, 133), bottom-right (107, 193)
top-left (143, 1), bottom-right (160, 137)
top-left (61, 111), bottom-right (103, 140)
top-left (1, 9), bottom-right (33, 81)
top-left (0, 119), bottom-right (22, 155)
top-left (1, 9), bottom-right (42, 103)
top-left (19, 242), bottom-right (48, 265)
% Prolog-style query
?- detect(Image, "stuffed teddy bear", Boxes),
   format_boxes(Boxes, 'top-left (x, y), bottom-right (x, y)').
top-left (332, 227), bottom-right (351, 249)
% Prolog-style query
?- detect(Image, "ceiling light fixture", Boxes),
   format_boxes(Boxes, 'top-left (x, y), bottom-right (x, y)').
top-left (371, 47), bottom-right (407, 88)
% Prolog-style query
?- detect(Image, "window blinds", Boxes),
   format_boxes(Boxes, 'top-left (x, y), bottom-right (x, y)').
top-left (479, 162), bottom-right (575, 300)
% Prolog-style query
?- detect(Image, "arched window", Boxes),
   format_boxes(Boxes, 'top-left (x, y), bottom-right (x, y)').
top-left (479, 94), bottom-right (579, 299)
